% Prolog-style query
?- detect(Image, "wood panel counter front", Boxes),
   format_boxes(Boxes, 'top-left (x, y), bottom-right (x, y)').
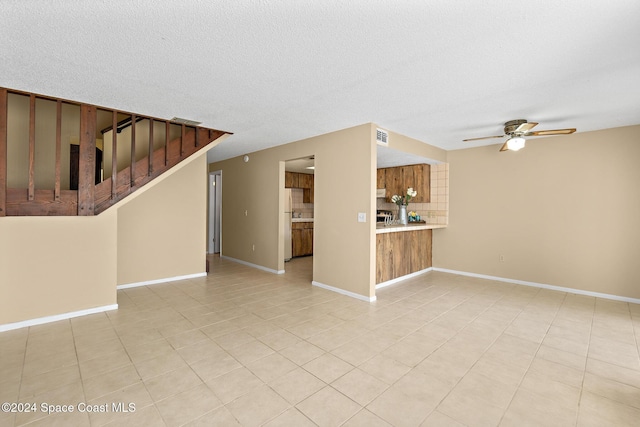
top-left (376, 224), bottom-right (444, 284)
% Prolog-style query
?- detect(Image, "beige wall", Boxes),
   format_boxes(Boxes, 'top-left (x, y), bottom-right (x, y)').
top-left (384, 128), bottom-right (448, 162)
top-left (0, 211), bottom-right (117, 325)
top-left (210, 124), bottom-right (377, 299)
top-left (434, 125), bottom-right (640, 299)
top-left (117, 154), bottom-right (209, 285)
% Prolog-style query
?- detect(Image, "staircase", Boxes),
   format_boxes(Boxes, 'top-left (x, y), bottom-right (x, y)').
top-left (0, 87), bottom-right (230, 216)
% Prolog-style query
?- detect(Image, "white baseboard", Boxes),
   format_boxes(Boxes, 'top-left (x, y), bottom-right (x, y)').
top-left (0, 304), bottom-right (118, 333)
top-left (312, 281), bottom-right (376, 302)
top-left (221, 256), bottom-right (284, 274)
top-left (432, 268), bottom-right (640, 305)
top-left (376, 267), bottom-right (433, 290)
top-left (117, 272), bottom-right (207, 290)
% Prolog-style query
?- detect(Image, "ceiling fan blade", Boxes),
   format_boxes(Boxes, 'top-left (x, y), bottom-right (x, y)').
top-left (499, 141), bottom-right (509, 152)
top-left (514, 122), bottom-right (538, 133)
top-left (525, 128), bottom-right (576, 136)
top-left (463, 135), bottom-right (504, 142)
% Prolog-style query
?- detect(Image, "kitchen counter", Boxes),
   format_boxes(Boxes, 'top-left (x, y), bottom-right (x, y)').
top-left (376, 222), bottom-right (446, 234)
top-left (292, 218), bottom-right (314, 223)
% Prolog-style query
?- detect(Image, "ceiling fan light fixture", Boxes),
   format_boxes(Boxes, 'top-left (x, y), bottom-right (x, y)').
top-left (506, 136), bottom-right (526, 151)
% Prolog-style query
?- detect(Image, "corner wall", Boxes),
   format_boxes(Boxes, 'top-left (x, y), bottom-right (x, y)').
top-left (434, 125), bottom-right (640, 300)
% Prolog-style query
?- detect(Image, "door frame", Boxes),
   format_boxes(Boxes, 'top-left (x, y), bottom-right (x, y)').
top-left (208, 170), bottom-right (222, 254)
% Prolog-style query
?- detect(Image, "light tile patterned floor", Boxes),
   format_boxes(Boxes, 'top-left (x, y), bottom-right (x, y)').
top-left (1, 255), bottom-right (640, 426)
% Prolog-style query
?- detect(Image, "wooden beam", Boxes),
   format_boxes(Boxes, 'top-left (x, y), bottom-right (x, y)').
top-left (165, 121), bottom-right (170, 166)
top-left (130, 113), bottom-right (136, 187)
top-left (28, 94), bottom-right (36, 200)
top-left (0, 88), bottom-right (6, 216)
top-left (111, 110), bottom-right (118, 200)
top-left (148, 118), bottom-right (154, 175)
top-left (7, 189), bottom-right (78, 216)
top-left (54, 100), bottom-right (62, 200)
top-left (78, 104), bottom-right (96, 215)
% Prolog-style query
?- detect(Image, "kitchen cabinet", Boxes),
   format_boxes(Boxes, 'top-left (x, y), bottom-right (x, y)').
top-left (292, 221), bottom-right (313, 257)
top-left (408, 164), bottom-right (429, 203)
top-left (299, 173), bottom-right (314, 203)
top-left (298, 173), bottom-right (312, 190)
top-left (378, 164), bottom-right (430, 203)
top-left (383, 167), bottom-right (403, 202)
top-left (376, 168), bottom-right (386, 190)
top-left (304, 175), bottom-right (314, 203)
top-left (285, 171), bottom-right (299, 188)
top-left (376, 229), bottom-right (432, 283)
top-left (285, 171), bottom-right (314, 204)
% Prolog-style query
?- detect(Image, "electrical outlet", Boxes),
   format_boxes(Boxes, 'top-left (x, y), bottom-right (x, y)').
top-left (244, 210), bottom-right (248, 216)
top-left (499, 254), bottom-right (505, 262)
top-left (252, 244), bottom-right (255, 251)
top-left (357, 212), bottom-right (366, 223)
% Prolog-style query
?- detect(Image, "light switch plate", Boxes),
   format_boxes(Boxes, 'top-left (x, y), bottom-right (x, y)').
top-left (357, 212), bottom-right (366, 223)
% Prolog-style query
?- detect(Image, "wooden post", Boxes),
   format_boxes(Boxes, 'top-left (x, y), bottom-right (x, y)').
top-left (0, 88), bottom-right (7, 216)
top-left (148, 118), bottom-right (154, 175)
top-left (165, 121), bottom-right (170, 166)
top-left (180, 123), bottom-right (185, 157)
top-left (78, 104), bottom-right (96, 215)
top-left (28, 94), bottom-right (36, 200)
top-left (111, 110), bottom-right (118, 200)
top-left (54, 100), bottom-right (62, 201)
top-left (130, 113), bottom-right (136, 187)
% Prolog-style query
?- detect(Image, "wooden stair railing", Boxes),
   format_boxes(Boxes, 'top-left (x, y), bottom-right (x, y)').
top-left (94, 126), bottom-right (227, 214)
top-left (0, 87), bottom-right (230, 217)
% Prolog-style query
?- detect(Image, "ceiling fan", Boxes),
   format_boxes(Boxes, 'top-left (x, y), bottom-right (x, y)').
top-left (463, 119), bottom-right (576, 152)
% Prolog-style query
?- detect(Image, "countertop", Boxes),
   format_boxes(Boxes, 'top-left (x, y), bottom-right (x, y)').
top-left (292, 218), bottom-right (314, 223)
top-left (376, 222), bottom-right (446, 234)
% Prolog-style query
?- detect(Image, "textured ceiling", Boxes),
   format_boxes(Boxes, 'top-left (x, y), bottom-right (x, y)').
top-left (1, 1), bottom-right (639, 166)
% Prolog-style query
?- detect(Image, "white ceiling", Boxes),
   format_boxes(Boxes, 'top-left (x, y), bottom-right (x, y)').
top-left (2, 1), bottom-right (639, 166)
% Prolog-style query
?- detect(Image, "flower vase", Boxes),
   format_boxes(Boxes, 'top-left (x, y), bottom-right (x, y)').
top-left (398, 204), bottom-right (408, 225)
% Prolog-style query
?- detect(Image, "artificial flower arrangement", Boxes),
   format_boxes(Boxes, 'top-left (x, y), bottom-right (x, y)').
top-left (391, 187), bottom-right (417, 206)
top-left (408, 211), bottom-right (421, 222)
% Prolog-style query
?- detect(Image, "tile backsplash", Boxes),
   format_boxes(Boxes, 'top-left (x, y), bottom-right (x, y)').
top-left (291, 188), bottom-right (314, 218)
top-left (377, 163), bottom-right (449, 225)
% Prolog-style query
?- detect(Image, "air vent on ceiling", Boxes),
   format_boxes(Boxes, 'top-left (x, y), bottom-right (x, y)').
top-left (376, 128), bottom-right (389, 146)
top-left (171, 117), bottom-right (202, 126)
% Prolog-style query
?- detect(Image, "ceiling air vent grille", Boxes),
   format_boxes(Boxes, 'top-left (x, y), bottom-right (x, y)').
top-left (376, 128), bottom-right (389, 146)
top-left (171, 117), bottom-right (202, 126)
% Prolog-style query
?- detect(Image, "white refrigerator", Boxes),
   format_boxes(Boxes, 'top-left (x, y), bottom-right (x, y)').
top-left (284, 188), bottom-right (292, 261)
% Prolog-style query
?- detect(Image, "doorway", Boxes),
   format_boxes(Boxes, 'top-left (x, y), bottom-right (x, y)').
top-left (283, 156), bottom-right (314, 280)
top-left (208, 171), bottom-right (222, 254)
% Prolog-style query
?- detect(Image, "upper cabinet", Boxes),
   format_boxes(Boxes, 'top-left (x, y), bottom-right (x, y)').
top-left (378, 164), bottom-right (430, 203)
top-left (376, 168), bottom-right (386, 190)
top-left (285, 171), bottom-right (314, 204)
top-left (285, 171), bottom-right (299, 188)
top-left (298, 173), bottom-right (313, 190)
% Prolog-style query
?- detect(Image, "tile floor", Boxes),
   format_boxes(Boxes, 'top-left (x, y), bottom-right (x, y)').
top-left (1, 255), bottom-right (640, 426)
